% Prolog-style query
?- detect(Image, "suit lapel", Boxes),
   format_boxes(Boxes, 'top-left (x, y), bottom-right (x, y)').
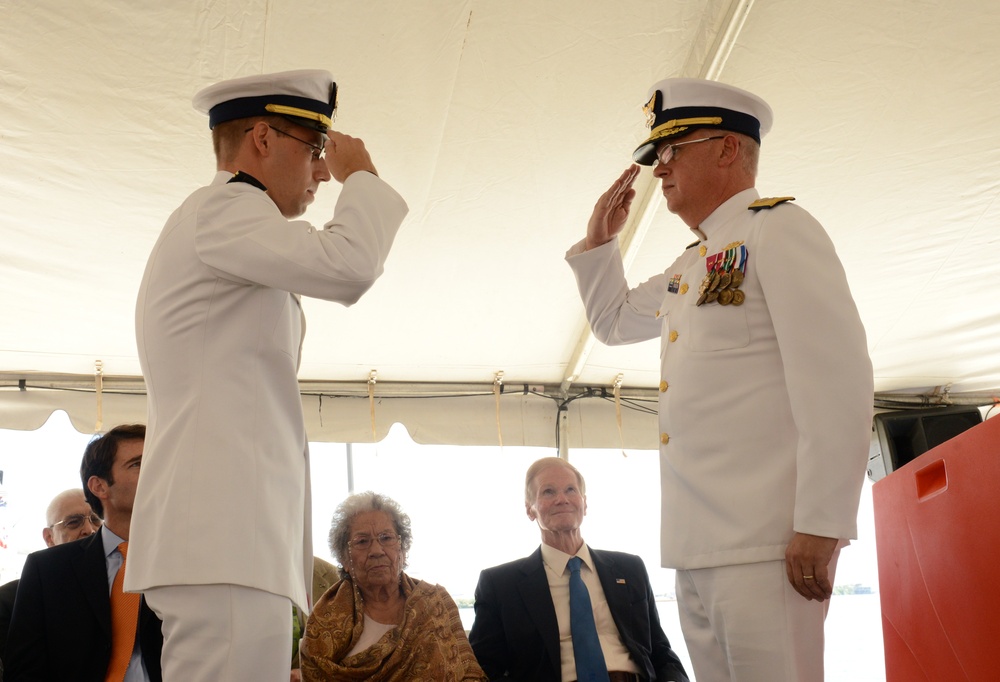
top-left (517, 548), bottom-right (562, 674)
top-left (591, 548), bottom-right (630, 623)
top-left (73, 532), bottom-right (113, 638)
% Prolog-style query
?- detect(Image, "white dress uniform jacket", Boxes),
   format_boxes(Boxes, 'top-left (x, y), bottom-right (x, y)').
top-left (567, 188), bottom-right (873, 570)
top-left (128, 170), bottom-right (407, 610)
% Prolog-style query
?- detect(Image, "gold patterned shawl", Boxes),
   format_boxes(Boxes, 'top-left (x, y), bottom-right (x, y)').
top-left (300, 572), bottom-right (487, 681)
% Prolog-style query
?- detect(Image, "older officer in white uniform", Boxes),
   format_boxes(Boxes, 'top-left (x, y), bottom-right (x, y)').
top-left (129, 70), bottom-right (407, 681)
top-left (565, 79), bottom-right (873, 681)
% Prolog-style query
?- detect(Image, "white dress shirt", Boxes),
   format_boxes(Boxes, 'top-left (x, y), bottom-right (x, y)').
top-left (539, 542), bottom-right (640, 681)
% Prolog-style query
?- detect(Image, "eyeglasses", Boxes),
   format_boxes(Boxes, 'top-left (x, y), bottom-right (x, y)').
top-left (349, 532), bottom-right (400, 552)
top-left (655, 135), bottom-right (726, 165)
top-left (243, 125), bottom-right (326, 161)
top-left (50, 512), bottom-right (102, 531)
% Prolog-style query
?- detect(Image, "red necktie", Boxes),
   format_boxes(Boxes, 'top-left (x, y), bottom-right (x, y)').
top-left (105, 541), bottom-right (140, 682)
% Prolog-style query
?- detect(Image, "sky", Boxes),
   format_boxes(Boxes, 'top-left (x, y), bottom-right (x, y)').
top-left (0, 410), bottom-right (881, 598)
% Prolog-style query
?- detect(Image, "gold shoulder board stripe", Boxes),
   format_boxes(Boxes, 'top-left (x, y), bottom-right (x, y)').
top-left (748, 196), bottom-right (795, 211)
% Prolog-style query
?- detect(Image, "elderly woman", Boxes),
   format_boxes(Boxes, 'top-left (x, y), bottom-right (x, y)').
top-left (300, 492), bottom-right (486, 681)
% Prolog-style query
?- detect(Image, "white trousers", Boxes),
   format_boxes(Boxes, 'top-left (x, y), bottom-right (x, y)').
top-left (675, 556), bottom-right (838, 682)
top-left (145, 584), bottom-right (292, 682)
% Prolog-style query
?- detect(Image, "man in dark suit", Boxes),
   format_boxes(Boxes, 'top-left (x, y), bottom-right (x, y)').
top-left (6, 424), bottom-right (162, 681)
top-left (470, 457), bottom-right (689, 682)
top-left (0, 488), bottom-right (101, 663)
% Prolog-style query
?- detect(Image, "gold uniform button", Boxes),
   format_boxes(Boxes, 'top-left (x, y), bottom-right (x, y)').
top-left (679, 283), bottom-right (688, 294)
top-left (699, 245), bottom-right (707, 257)
top-left (660, 432), bottom-right (670, 445)
top-left (655, 309), bottom-right (660, 318)
top-left (659, 380), bottom-right (668, 392)
top-left (669, 330), bottom-right (679, 342)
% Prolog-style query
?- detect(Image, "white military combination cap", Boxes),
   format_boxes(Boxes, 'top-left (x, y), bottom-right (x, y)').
top-left (192, 69), bottom-right (338, 133)
top-left (632, 77), bottom-right (773, 165)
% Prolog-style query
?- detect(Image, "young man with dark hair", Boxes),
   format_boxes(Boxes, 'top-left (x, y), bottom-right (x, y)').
top-left (6, 424), bottom-right (162, 681)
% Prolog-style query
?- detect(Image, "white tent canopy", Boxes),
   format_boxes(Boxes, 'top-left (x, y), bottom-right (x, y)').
top-left (3, 0), bottom-right (999, 447)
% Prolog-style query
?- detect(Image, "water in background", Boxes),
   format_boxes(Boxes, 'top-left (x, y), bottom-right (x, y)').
top-left (459, 593), bottom-right (885, 681)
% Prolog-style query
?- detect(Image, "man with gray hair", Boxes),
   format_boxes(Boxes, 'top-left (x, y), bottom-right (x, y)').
top-left (470, 456), bottom-right (689, 682)
top-left (41, 489), bottom-right (103, 548)
top-left (566, 78), bottom-right (873, 680)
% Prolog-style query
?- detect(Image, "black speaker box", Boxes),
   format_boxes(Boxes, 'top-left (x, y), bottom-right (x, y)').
top-left (867, 405), bottom-right (983, 482)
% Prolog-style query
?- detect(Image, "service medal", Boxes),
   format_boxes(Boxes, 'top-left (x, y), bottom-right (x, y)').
top-left (699, 273), bottom-right (713, 295)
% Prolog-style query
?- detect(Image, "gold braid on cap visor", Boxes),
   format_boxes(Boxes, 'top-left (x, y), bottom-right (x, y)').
top-left (265, 103), bottom-right (332, 130)
top-left (647, 116), bottom-right (724, 140)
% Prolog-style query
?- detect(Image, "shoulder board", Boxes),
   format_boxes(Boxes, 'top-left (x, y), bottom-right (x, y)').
top-left (684, 240), bottom-right (701, 250)
top-left (748, 196), bottom-right (795, 211)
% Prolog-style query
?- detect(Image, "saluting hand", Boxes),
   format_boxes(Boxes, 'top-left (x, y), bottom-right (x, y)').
top-left (586, 165), bottom-right (640, 251)
top-left (324, 131), bottom-right (378, 183)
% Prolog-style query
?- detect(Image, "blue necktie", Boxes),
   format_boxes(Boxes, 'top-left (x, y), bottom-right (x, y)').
top-left (567, 556), bottom-right (610, 682)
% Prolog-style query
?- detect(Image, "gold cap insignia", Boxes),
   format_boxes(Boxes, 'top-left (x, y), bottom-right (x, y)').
top-left (642, 91), bottom-right (660, 129)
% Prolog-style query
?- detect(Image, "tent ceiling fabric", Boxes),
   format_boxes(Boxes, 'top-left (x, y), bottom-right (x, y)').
top-left (2, 0), bottom-right (1000, 441)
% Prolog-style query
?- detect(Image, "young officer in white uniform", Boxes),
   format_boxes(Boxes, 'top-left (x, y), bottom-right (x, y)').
top-left (128, 70), bottom-right (408, 681)
top-left (565, 78), bottom-right (873, 682)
